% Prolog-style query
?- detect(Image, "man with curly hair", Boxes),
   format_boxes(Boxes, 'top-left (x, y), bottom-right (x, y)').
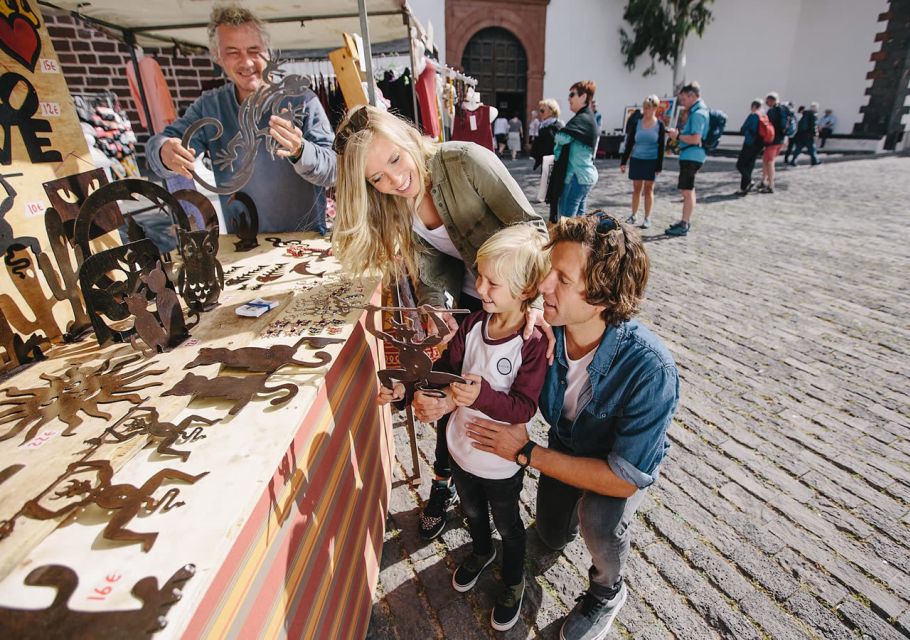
top-left (146, 4), bottom-right (335, 234)
top-left (464, 213), bottom-right (679, 639)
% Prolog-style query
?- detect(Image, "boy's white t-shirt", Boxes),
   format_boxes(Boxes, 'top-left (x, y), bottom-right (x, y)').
top-left (447, 320), bottom-right (528, 479)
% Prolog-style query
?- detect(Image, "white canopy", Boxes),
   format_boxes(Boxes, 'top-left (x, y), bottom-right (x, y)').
top-left (40, 0), bottom-right (420, 51)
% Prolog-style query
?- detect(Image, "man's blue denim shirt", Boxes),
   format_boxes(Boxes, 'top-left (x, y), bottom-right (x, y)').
top-left (539, 320), bottom-right (679, 489)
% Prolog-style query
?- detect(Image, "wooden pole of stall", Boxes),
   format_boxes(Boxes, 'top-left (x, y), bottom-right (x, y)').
top-left (357, 0), bottom-right (377, 106)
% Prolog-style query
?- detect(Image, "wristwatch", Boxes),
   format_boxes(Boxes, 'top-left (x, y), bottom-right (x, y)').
top-left (516, 441), bottom-right (537, 469)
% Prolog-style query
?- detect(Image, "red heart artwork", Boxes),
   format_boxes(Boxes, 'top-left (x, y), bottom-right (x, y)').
top-left (0, 14), bottom-right (41, 73)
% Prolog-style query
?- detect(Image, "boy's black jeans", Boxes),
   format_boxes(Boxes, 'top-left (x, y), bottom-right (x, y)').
top-left (450, 459), bottom-right (526, 586)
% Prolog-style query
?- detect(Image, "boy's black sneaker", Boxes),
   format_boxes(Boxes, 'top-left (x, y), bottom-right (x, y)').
top-left (419, 480), bottom-right (457, 540)
top-left (452, 548), bottom-right (496, 592)
top-left (491, 578), bottom-right (525, 631)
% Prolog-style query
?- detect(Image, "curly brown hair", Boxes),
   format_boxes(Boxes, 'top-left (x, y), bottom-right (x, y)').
top-left (546, 212), bottom-right (649, 326)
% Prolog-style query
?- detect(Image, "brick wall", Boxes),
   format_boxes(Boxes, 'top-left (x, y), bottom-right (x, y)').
top-left (44, 9), bottom-right (221, 161)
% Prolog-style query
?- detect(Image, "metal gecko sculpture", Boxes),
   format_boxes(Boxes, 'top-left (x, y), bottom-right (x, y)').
top-left (0, 563), bottom-right (196, 639)
top-left (181, 54), bottom-right (312, 195)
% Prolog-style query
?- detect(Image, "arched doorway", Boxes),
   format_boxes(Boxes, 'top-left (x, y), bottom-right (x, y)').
top-left (461, 27), bottom-right (528, 126)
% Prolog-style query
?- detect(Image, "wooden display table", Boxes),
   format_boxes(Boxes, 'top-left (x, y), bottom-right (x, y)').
top-left (0, 234), bottom-right (393, 639)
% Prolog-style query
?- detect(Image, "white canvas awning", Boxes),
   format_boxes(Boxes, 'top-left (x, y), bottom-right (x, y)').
top-left (39, 0), bottom-right (421, 51)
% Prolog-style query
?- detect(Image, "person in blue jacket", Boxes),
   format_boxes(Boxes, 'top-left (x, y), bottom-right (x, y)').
top-left (146, 4), bottom-right (336, 234)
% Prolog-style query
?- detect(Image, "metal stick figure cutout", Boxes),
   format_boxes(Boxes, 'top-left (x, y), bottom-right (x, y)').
top-left (15, 460), bottom-right (208, 552)
top-left (363, 304), bottom-right (468, 398)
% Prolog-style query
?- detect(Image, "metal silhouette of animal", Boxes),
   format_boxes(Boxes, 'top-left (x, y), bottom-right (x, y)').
top-left (181, 55), bottom-right (311, 195)
top-left (184, 335), bottom-right (342, 374)
top-left (0, 563), bottom-right (195, 638)
top-left (162, 372), bottom-right (298, 415)
top-left (84, 406), bottom-right (216, 462)
top-left (176, 226), bottom-right (223, 312)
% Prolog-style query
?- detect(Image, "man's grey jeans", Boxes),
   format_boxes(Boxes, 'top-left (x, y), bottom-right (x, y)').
top-left (535, 434), bottom-right (648, 599)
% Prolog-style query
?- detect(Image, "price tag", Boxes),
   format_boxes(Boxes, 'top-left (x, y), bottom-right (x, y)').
top-left (38, 58), bottom-right (60, 73)
top-left (23, 201), bottom-right (47, 218)
top-left (39, 102), bottom-right (61, 117)
top-left (86, 573), bottom-right (122, 601)
top-left (24, 430), bottom-right (58, 449)
top-left (469, 115), bottom-right (477, 131)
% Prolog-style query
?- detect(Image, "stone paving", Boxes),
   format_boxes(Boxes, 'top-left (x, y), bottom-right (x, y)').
top-left (366, 153), bottom-right (910, 639)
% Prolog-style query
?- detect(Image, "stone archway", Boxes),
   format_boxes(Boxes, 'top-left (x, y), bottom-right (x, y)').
top-left (445, 0), bottom-right (548, 122)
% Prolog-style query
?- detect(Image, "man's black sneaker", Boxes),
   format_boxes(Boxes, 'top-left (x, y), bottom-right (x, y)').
top-left (452, 549), bottom-right (496, 592)
top-left (419, 480), bottom-right (457, 540)
top-left (559, 582), bottom-right (628, 640)
top-left (491, 578), bottom-right (525, 631)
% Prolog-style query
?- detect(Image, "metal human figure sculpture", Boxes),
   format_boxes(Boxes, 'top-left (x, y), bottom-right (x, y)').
top-left (16, 460), bottom-right (208, 551)
top-left (181, 54), bottom-right (311, 195)
top-left (83, 406), bottom-right (217, 462)
top-left (363, 304), bottom-right (467, 398)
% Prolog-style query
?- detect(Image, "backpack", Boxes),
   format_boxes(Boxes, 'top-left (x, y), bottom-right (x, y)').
top-left (703, 110), bottom-right (727, 153)
top-left (779, 103), bottom-right (797, 137)
top-left (757, 113), bottom-right (775, 145)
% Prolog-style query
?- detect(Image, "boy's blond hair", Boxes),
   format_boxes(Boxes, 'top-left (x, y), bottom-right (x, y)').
top-left (475, 224), bottom-right (549, 310)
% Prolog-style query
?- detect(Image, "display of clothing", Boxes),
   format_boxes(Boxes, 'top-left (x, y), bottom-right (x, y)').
top-left (452, 104), bottom-right (494, 151)
top-left (73, 93), bottom-right (141, 178)
top-left (416, 59), bottom-right (441, 139)
top-left (125, 57), bottom-right (177, 133)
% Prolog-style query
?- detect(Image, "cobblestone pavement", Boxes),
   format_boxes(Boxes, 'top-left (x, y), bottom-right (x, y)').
top-left (367, 154), bottom-right (910, 639)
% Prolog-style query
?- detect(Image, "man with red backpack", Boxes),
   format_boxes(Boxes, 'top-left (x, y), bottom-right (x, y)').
top-left (736, 99), bottom-right (771, 195)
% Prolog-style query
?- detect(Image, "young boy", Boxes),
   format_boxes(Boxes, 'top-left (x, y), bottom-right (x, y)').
top-left (387, 224), bottom-right (549, 631)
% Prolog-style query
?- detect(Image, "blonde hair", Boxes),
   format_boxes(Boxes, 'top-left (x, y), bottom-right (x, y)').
top-left (475, 224), bottom-right (549, 311)
top-left (332, 105), bottom-right (439, 281)
top-left (643, 94), bottom-right (660, 109)
top-left (208, 4), bottom-right (270, 60)
top-left (538, 99), bottom-right (560, 119)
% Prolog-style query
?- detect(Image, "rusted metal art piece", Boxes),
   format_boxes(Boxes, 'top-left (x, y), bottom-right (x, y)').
top-left (0, 563), bottom-right (196, 639)
top-left (228, 191), bottom-right (259, 251)
top-left (0, 306), bottom-right (46, 371)
top-left (184, 334), bottom-right (341, 374)
top-left (1, 244), bottom-right (64, 344)
top-left (43, 168), bottom-right (124, 240)
top-left (0, 463), bottom-right (24, 487)
top-left (290, 259), bottom-right (325, 279)
top-left (162, 372), bottom-right (298, 416)
top-left (181, 55), bottom-right (311, 195)
top-left (363, 304), bottom-right (468, 398)
top-left (0, 173), bottom-right (42, 259)
top-left (0, 353), bottom-right (165, 444)
top-left (39, 208), bottom-right (92, 342)
top-left (74, 179), bottom-right (190, 259)
top-left (255, 263), bottom-right (286, 282)
top-left (176, 227), bottom-right (224, 312)
top-left (126, 262), bottom-right (197, 357)
top-left (83, 406), bottom-right (217, 463)
top-left (78, 239), bottom-right (161, 345)
top-left (15, 460), bottom-right (207, 552)
top-left (264, 236), bottom-right (301, 248)
top-left (171, 189), bottom-right (220, 231)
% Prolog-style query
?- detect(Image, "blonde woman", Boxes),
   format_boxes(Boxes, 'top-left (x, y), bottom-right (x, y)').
top-left (332, 105), bottom-right (548, 541)
top-left (530, 98), bottom-right (563, 170)
top-left (620, 95), bottom-right (666, 229)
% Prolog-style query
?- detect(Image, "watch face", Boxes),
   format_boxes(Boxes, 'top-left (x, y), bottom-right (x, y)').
top-left (517, 454), bottom-right (528, 466)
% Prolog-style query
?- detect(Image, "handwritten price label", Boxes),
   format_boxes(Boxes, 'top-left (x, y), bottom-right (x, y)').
top-left (87, 573), bottom-right (122, 601)
top-left (24, 430), bottom-right (58, 449)
top-left (39, 102), bottom-right (61, 117)
top-left (38, 59), bottom-right (60, 73)
top-left (23, 201), bottom-right (47, 218)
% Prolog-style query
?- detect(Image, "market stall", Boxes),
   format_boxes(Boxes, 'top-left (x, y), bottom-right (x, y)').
top-left (0, 2), bottom-right (414, 637)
